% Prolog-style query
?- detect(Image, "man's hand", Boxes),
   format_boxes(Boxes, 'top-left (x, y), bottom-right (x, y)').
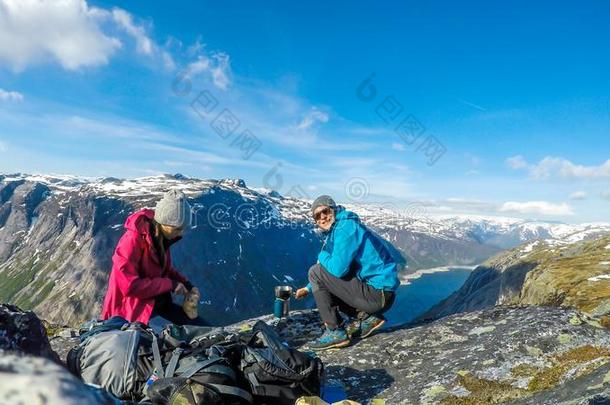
top-left (173, 282), bottom-right (188, 295)
top-left (295, 287), bottom-right (309, 300)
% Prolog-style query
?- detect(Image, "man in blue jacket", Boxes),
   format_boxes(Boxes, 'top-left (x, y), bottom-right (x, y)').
top-left (295, 195), bottom-right (399, 350)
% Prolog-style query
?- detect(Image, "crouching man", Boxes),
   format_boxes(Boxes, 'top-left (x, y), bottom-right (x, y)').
top-left (295, 195), bottom-right (399, 350)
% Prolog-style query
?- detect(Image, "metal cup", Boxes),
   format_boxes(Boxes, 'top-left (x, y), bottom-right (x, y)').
top-left (274, 285), bottom-right (293, 300)
top-left (274, 285), bottom-right (293, 318)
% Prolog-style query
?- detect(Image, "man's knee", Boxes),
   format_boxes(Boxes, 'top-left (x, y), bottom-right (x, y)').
top-left (308, 264), bottom-right (322, 284)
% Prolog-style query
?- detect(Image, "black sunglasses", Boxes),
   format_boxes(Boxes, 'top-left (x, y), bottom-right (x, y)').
top-left (313, 207), bottom-right (332, 221)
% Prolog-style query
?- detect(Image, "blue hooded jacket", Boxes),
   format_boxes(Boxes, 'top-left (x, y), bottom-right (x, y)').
top-left (306, 206), bottom-right (400, 293)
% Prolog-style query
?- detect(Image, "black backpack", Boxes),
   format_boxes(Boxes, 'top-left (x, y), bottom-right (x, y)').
top-left (240, 321), bottom-right (324, 404)
top-left (147, 350), bottom-right (253, 405)
top-left (144, 326), bottom-right (253, 405)
top-left (147, 376), bottom-right (224, 405)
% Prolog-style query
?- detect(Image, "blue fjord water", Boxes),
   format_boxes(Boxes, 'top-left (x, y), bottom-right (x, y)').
top-left (258, 267), bottom-right (473, 328)
top-left (384, 267), bottom-right (473, 327)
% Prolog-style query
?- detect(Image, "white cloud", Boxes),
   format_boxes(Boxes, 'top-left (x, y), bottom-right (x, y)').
top-left (210, 53), bottom-right (230, 90)
top-left (111, 8), bottom-right (152, 55)
top-left (186, 55), bottom-right (210, 75)
top-left (60, 114), bottom-right (179, 142)
top-left (0, 88), bottom-right (23, 101)
top-left (442, 198), bottom-right (497, 213)
top-left (531, 157), bottom-right (610, 180)
top-left (397, 197), bottom-right (572, 218)
top-left (0, 140), bottom-right (6, 152)
top-left (0, 0), bottom-right (121, 71)
top-left (507, 155), bottom-right (610, 180)
top-left (185, 52), bottom-right (232, 90)
top-left (296, 108), bottom-right (329, 131)
top-left (499, 201), bottom-right (574, 216)
top-left (506, 155), bottom-right (528, 169)
top-left (0, 0), bottom-right (172, 72)
top-left (601, 189), bottom-right (610, 200)
top-left (456, 97), bottom-right (487, 112)
top-left (161, 51), bottom-right (176, 70)
top-left (570, 191), bottom-right (587, 200)
top-left (391, 142), bottom-right (405, 151)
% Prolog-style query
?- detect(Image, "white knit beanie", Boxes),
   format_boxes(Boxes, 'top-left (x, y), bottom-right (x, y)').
top-left (154, 190), bottom-right (192, 229)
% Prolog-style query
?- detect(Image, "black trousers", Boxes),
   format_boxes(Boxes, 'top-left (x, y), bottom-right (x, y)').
top-left (308, 263), bottom-right (395, 329)
top-left (151, 293), bottom-right (209, 326)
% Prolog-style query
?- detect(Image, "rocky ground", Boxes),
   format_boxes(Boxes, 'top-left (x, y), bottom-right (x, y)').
top-left (1, 300), bottom-right (609, 404)
top-left (40, 306), bottom-right (610, 404)
top-left (228, 308), bottom-right (610, 404)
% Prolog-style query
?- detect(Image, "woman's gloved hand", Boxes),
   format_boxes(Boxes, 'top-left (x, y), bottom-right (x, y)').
top-left (182, 286), bottom-right (200, 320)
top-left (173, 282), bottom-right (188, 295)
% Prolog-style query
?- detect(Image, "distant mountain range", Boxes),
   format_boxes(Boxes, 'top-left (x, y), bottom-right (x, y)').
top-left (1, 172), bottom-right (609, 326)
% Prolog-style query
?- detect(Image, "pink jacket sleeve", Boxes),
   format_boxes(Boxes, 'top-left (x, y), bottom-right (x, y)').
top-left (113, 232), bottom-right (174, 299)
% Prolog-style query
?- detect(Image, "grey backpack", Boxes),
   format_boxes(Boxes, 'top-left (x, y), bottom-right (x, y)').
top-left (68, 321), bottom-right (252, 403)
top-left (69, 322), bottom-right (154, 400)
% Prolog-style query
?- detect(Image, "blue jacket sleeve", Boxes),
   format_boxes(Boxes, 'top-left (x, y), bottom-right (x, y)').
top-left (317, 219), bottom-right (362, 278)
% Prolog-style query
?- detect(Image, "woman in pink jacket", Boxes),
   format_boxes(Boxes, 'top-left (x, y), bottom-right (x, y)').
top-left (101, 190), bottom-right (204, 325)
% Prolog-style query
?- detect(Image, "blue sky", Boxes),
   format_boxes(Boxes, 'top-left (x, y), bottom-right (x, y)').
top-left (0, 0), bottom-right (609, 222)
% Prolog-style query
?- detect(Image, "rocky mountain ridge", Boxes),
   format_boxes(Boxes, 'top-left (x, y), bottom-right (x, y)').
top-left (2, 172), bottom-right (609, 327)
top-left (421, 234), bottom-right (610, 323)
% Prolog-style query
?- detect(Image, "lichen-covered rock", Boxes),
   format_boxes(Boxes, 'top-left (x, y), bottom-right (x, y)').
top-left (0, 354), bottom-right (121, 405)
top-left (231, 307), bottom-right (610, 404)
top-left (48, 331), bottom-right (80, 365)
top-left (0, 305), bottom-right (122, 404)
top-left (0, 303), bottom-right (59, 362)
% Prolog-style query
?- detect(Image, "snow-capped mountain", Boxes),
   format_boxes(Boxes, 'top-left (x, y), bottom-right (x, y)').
top-left (1, 172), bottom-right (609, 326)
top-left (388, 213), bottom-right (610, 249)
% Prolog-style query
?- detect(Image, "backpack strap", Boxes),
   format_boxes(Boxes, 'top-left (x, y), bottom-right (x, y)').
top-left (245, 372), bottom-right (291, 398)
top-left (179, 357), bottom-right (223, 379)
top-left (206, 383), bottom-right (253, 404)
top-left (198, 364), bottom-right (237, 380)
top-left (250, 321), bottom-right (287, 352)
top-left (164, 347), bottom-right (184, 378)
top-left (151, 332), bottom-right (165, 378)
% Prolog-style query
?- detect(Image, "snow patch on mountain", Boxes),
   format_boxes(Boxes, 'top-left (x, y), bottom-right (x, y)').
top-left (3, 172), bottom-right (610, 249)
top-left (521, 241), bottom-right (540, 254)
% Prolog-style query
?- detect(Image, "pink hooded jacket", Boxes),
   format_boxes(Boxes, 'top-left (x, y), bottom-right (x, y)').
top-left (101, 209), bottom-right (189, 324)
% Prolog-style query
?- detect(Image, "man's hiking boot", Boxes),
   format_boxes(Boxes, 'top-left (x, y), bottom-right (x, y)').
top-left (345, 318), bottom-right (361, 339)
top-left (309, 327), bottom-right (350, 350)
top-left (360, 315), bottom-right (386, 338)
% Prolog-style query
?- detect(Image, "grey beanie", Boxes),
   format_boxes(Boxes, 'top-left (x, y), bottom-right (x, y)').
top-left (154, 189), bottom-right (192, 229)
top-left (311, 195), bottom-right (336, 214)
